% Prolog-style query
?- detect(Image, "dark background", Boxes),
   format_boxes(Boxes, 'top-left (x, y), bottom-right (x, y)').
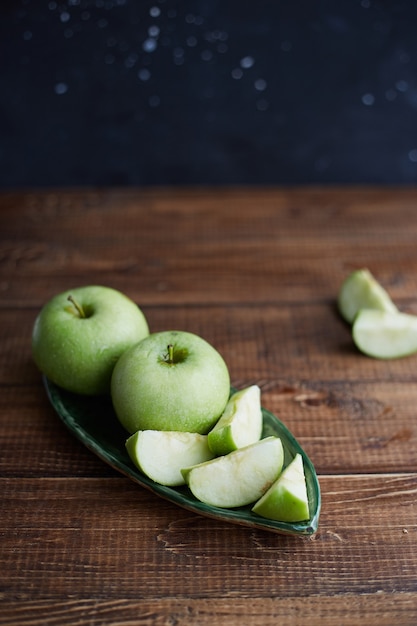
top-left (2, 0), bottom-right (417, 188)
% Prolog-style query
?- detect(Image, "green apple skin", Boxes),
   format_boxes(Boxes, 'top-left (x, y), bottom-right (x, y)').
top-left (31, 285), bottom-right (149, 395)
top-left (126, 430), bottom-right (215, 486)
top-left (252, 453), bottom-right (309, 522)
top-left (352, 309), bottom-right (417, 359)
top-left (182, 436), bottom-right (284, 508)
top-left (111, 330), bottom-right (230, 434)
top-left (338, 268), bottom-right (398, 324)
top-left (207, 384), bottom-right (263, 456)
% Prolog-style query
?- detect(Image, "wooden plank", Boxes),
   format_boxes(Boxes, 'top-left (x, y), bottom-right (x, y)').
top-left (2, 188), bottom-right (417, 308)
top-left (4, 302), bottom-right (417, 388)
top-left (2, 476), bottom-right (417, 602)
top-left (2, 302), bottom-right (417, 476)
top-left (1, 379), bottom-right (417, 477)
top-left (1, 594), bottom-right (417, 626)
top-left (2, 188), bottom-right (417, 623)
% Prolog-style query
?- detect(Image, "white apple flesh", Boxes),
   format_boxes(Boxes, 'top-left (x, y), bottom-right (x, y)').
top-left (111, 330), bottom-right (230, 434)
top-left (352, 309), bottom-right (417, 359)
top-left (182, 436), bottom-right (284, 508)
top-left (126, 430), bottom-right (215, 486)
top-left (31, 285), bottom-right (149, 395)
top-left (252, 453), bottom-right (309, 522)
top-left (207, 384), bottom-right (263, 455)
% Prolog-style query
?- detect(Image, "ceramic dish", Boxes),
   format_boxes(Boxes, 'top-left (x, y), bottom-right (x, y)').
top-left (44, 377), bottom-right (321, 536)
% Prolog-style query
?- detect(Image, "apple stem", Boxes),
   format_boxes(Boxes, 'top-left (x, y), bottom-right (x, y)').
top-left (67, 295), bottom-right (86, 319)
top-left (167, 344), bottom-right (174, 364)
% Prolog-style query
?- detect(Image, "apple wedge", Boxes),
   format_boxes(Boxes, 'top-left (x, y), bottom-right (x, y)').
top-left (252, 453), bottom-right (309, 522)
top-left (125, 430), bottom-right (215, 487)
top-left (352, 309), bottom-right (417, 359)
top-left (207, 385), bottom-right (263, 455)
top-left (337, 268), bottom-right (398, 324)
top-left (182, 436), bottom-right (284, 508)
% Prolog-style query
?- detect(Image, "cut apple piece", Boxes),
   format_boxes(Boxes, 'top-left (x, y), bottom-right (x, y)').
top-left (182, 436), bottom-right (284, 508)
top-left (126, 430), bottom-right (215, 487)
top-left (352, 309), bottom-right (417, 359)
top-left (207, 384), bottom-right (263, 456)
top-left (252, 453), bottom-right (309, 522)
top-left (337, 268), bottom-right (398, 324)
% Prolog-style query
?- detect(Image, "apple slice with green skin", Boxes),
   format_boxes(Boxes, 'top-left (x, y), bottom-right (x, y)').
top-left (207, 385), bottom-right (263, 455)
top-left (337, 268), bottom-right (398, 324)
top-left (126, 430), bottom-right (215, 487)
top-left (352, 309), bottom-right (417, 359)
top-left (182, 436), bottom-right (284, 508)
top-left (252, 453), bottom-right (309, 522)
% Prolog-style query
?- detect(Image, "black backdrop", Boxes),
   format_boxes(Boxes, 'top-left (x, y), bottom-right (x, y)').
top-left (2, 0), bottom-right (417, 187)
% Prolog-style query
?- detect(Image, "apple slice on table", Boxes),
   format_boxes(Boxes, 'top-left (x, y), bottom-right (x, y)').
top-left (252, 453), bottom-right (309, 522)
top-left (337, 268), bottom-right (398, 324)
top-left (182, 436), bottom-right (284, 508)
top-left (207, 385), bottom-right (263, 455)
top-left (126, 430), bottom-right (215, 487)
top-left (352, 309), bottom-right (417, 359)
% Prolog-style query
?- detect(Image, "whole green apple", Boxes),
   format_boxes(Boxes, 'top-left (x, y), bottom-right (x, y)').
top-left (32, 285), bottom-right (149, 395)
top-left (111, 330), bottom-right (230, 434)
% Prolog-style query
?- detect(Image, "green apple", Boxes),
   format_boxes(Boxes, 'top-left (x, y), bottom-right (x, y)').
top-left (252, 453), bottom-right (309, 522)
top-left (352, 309), bottom-right (417, 359)
top-left (31, 285), bottom-right (149, 395)
top-left (111, 330), bottom-right (230, 434)
top-left (126, 430), bottom-right (215, 486)
top-left (338, 268), bottom-right (398, 324)
top-left (181, 436), bottom-right (284, 508)
top-left (207, 384), bottom-right (263, 455)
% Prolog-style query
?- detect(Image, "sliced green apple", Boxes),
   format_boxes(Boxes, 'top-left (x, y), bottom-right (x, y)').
top-left (252, 453), bottom-right (309, 522)
top-left (337, 268), bottom-right (398, 324)
top-left (207, 384), bottom-right (263, 456)
top-left (126, 430), bottom-right (215, 487)
top-left (352, 309), bottom-right (417, 359)
top-left (182, 436), bottom-right (284, 508)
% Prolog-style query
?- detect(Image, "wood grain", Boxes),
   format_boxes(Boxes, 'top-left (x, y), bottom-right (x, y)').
top-left (1, 595), bottom-right (417, 626)
top-left (1, 187), bottom-right (417, 624)
top-left (2, 187), bottom-right (417, 308)
top-left (2, 475), bottom-right (417, 622)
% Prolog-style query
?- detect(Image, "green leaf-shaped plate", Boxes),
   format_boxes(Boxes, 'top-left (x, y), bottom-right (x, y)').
top-left (44, 377), bottom-right (321, 536)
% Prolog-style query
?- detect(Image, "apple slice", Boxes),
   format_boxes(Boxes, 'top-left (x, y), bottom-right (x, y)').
top-left (252, 453), bottom-right (309, 522)
top-left (125, 430), bottom-right (215, 487)
top-left (207, 385), bottom-right (263, 455)
top-left (352, 309), bottom-right (417, 359)
top-left (337, 268), bottom-right (398, 324)
top-left (182, 436), bottom-right (284, 508)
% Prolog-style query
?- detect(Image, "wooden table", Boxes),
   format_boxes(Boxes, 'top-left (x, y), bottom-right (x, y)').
top-left (2, 187), bottom-right (417, 625)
